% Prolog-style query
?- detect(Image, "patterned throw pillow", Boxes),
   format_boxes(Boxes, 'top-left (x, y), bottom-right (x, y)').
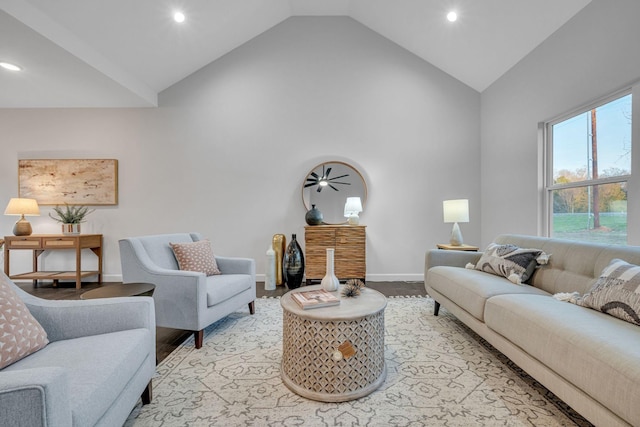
top-left (170, 240), bottom-right (221, 276)
top-left (0, 274), bottom-right (49, 369)
top-left (474, 243), bottom-right (544, 284)
top-left (576, 259), bottom-right (640, 326)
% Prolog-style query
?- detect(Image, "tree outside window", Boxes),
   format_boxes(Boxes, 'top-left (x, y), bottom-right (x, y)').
top-left (547, 93), bottom-right (631, 244)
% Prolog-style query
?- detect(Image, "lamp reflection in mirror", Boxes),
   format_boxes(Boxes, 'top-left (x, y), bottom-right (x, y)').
top-left (443, 199), bottom-right (469, 246)
top-left (5, 198), bottom-right (40, 236)
top-left (344, 197), bottom-right (363, 225)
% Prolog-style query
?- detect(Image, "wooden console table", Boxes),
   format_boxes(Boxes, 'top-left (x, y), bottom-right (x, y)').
top-left (4, 234), bottom-right (103, 289)
top-left (304, 225), bottom-right (366, 285)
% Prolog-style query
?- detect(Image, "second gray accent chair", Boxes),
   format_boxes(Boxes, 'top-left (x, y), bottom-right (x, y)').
top-left (119, 232), bottom-right (256, 348)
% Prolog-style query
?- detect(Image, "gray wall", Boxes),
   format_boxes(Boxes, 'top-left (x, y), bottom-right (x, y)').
top-left (481, 0), bottom-right (640, 246)
top-left (0, 17), bottom-right (481, 282)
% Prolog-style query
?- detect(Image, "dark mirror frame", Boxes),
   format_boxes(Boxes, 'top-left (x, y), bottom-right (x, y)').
top-left (301, 161), bottom-right (368, 225)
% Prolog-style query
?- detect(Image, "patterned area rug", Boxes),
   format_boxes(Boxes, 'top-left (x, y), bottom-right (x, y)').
top-left (126, 297), bottom-right (592, 426)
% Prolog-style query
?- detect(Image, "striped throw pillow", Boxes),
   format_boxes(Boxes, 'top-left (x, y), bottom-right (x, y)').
top-left (577, 259), bottom-right (640, 326)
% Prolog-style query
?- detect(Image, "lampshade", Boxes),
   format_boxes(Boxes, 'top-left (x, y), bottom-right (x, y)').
top-left (5, 198), bottom-right (40, 236)
top-left (344, 197), bottom-right (363, 216)
top-left (4, 198), bottom-right (40, 216)
top-left (442, 199), bottom-right (469, 223)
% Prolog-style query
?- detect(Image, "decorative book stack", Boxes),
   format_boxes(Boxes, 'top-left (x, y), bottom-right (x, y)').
top-left (291, 289), bottom-right (340, 310)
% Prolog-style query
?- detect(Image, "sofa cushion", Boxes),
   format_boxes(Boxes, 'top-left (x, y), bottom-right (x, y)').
top-left (576, 258), bottom-right (640, 326)
top-left (426, 266), bottom-right (549, 321)
top-left (170, 239), bottom-right (221, 276)
top-left (4, 328), bottom-right (152, 427)
top-left (485, 294), bottom-right (640, 426)
top-left (474, 243), bottom-right (544, 284)
top-left (206, 274), bottom-right (252, 307)
top-left (0, 276), bottom-right (49, 369)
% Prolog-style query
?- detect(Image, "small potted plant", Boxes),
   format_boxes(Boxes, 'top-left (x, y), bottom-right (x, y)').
top-left (49, 203), bottom-right (95, 235)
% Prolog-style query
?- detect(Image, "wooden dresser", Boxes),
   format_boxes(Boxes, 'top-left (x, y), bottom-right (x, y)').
top-left (304, 225), bottom-right (366, 285)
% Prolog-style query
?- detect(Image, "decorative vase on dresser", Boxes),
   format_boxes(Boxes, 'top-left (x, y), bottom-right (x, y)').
top-left (304, 225), bottom-right (366, 285)
top-left (283, 234), bottom-right (305, 289)
top-left (321, 248), bottom-right (340, 291)
top-left (305, 204), bottom-right (323, 225)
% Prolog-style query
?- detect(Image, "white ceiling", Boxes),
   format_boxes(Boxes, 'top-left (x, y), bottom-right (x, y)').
top-left (0, 0), bottom-right (591, 108)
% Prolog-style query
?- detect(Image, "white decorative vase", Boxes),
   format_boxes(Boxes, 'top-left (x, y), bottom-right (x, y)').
top-left (265, 245), bottom-right (276, 290)
top-left (321, 248), bottom-right (340, 292)
top-left (62, 223), bottom-right (81, 235)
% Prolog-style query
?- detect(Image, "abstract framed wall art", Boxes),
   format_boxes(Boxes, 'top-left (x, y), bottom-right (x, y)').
top-left (18, 159), bottom-right (118, 205)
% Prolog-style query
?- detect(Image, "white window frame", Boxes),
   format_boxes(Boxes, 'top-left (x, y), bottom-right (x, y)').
top-left (542, 89), bottom-right (632, 240)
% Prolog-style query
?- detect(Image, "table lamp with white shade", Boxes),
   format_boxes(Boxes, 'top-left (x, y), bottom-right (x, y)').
top-left (5, 198), bottom-right (40, 236)
top-left (443, 199), bottom-right (469, 246)
top-left (344, 197), bottom-right (363, 225)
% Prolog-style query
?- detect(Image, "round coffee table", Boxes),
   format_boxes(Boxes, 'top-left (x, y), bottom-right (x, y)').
top-left (280, 285), bottom-right (387, 402)
top-left (80, 282), bottom-right (155, 299)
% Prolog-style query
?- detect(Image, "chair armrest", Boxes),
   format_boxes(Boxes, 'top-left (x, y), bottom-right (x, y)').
top-left (215, 256), bottom-right (256, 277)
top-left (0, 367), bottom-right (71, 427)
top-left (19, 294), bottom-right (155, 343)
top-left (425, 249), bottom-right (483, 273)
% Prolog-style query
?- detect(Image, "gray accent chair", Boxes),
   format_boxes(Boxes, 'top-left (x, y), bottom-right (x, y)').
top-left (0, 274), bottom-right (155, 427)
top-left (119, 232), bottom-right (256, 348)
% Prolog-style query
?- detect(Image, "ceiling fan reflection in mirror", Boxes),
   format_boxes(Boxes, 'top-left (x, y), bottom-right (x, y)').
top-left (304, 165), bottom-right (351, 192)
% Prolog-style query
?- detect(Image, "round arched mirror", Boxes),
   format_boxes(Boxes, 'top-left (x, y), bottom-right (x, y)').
top-left (302, 161), bottom-right (367, 225)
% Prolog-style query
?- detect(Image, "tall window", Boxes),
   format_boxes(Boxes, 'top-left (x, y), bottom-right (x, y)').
top-left (545, 92), bottom-right (632, 244)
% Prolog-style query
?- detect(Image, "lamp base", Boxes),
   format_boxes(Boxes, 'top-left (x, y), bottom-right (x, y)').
top-left (13, 217), bottom-right (33, 236)
top-left (449, 222), bottom-right (463, 246)
top-left (347, 214), bottom-right (360, 225)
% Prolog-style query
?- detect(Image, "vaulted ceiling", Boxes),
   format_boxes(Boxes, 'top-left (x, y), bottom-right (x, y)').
top-left (0, 0), bottom-right (591, 108)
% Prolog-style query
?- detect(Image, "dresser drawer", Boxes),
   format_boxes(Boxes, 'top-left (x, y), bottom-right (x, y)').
top-left (5, 237), bottom-right (41, 249)
top-left (304, 225), bottom-right (366, 281)
top-left (43, 237), bottom-right (77, 248)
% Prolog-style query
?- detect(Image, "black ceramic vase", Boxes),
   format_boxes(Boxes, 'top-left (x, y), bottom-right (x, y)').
top-left (283, 234), bottom-right (305, 289)
top-left (305, 204), bottom-right (323, 225)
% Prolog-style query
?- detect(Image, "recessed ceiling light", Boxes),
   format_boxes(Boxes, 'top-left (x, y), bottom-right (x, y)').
top-left (0, 62), bottom-right (22, 71)
top-left (447, 11), bottom-right (458, 22)
top-left (173, 11), bottom-right (185, 23)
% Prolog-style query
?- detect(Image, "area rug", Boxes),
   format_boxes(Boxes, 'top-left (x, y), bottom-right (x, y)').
top-left (125, 296), bottom-right (591, 427)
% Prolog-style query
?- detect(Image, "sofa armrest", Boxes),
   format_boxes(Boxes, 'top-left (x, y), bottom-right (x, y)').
top-left (425, 249), bottom-right (483, 273)
top-left (215, 256), bottom-right (256, 277)
top-left (0, 367), bottom-right (71, 427)
top-left (19, 294), bottom-right (155, 344)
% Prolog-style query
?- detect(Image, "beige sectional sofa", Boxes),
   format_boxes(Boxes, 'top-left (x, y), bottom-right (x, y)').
top-left (424, 234), bottom-right (640, 427)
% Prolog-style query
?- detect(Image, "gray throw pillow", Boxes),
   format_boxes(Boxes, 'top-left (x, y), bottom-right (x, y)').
top-left (475, 243), bottom-right (543, 284)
